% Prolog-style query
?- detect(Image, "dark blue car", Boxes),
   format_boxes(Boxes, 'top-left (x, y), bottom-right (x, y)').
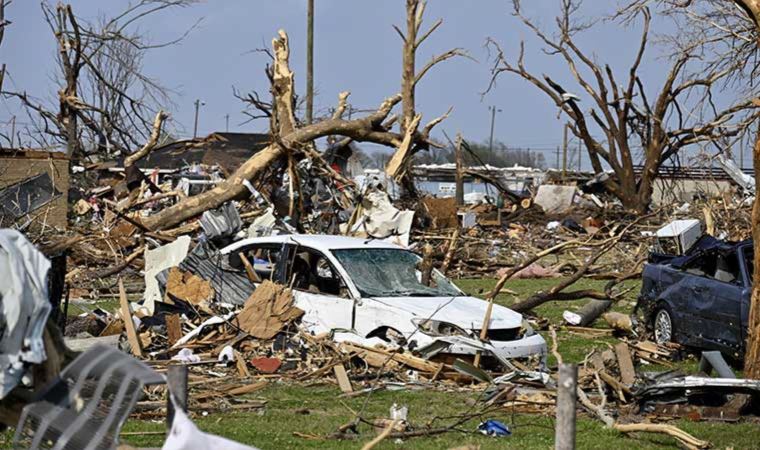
top-left (636, 236), bottom-right (753, 359)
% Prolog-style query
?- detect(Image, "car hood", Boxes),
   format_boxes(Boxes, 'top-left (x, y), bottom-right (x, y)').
top-left (369, 296), bottom-right (523, 330)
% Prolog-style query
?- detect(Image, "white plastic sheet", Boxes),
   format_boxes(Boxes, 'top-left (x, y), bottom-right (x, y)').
top-left (163, 397), bottom-right (259, 450)
top-left (143, 236), bottom-right (191, 314)
top-left (0, 229), bottom-right (52, 398)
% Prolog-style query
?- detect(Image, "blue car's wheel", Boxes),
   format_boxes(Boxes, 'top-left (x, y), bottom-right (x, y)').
top-left (653, 307), bottom-right (674, 345)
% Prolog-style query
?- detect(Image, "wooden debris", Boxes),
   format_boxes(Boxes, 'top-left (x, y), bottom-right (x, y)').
top-left (234, 280), bottom-right (303, 339)
top-left (119, 277), bottom-right (143, 357)
top-left (165, 267), bottom-right (215, 313)
top-left (614, 342), bottom-right (636, 386)
top-left (238, 251), bottom-right (261, 283)
top-left (226, 380), bottom-right (268, 396)
top-left (165, 314), bottom-right (182, 346)
top-left (333, 364), bottom-right (353, 393)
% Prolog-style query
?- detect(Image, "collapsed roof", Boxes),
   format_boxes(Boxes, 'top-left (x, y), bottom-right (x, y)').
top-left (120, 132), bottom-right (271, 175)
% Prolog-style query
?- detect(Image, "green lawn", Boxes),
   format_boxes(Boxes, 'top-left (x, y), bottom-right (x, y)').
top-left (4, 277), bottom-right (756, 449)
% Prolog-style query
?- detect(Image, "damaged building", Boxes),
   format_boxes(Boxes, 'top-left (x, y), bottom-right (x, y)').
top-left (0, 149), bottom-right (69, 230)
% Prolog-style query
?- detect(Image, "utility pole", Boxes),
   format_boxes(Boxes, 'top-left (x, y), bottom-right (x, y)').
top-left (225, 114), bottom-right (230, 132)
top-left (562, 123), bottom-right (568, 179)
top-left (577, 138), bottom-right (582, 172)
top-left (555, 145), bottom-right (560, 170)
top-left (306, 0), bottom-right (314, 124)
top-left (193, 99), bottom-right (204, 138)
top-left (455, 133), bottom-right (464, 206)
top-left (488, 106), bottom-right (501, 166)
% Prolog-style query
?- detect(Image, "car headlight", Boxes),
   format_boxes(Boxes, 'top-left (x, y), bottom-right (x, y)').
top-left (520, 318), bottom-right (536, 337)
top-left (412, 319), bottom-right (468, 337)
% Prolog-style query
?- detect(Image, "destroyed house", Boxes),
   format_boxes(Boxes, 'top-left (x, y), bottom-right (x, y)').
top-left (634, 164), bottom-right (750, 205)
top-left (100, 132), bottom-right (271, 196)
top-left (124, 132), bottom-right (271, 176)
top-left (0, 149), bottom-right (69, 229)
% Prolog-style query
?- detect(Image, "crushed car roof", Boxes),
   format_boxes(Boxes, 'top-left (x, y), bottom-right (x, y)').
top-left (221, 234), bottom-right (405, 255)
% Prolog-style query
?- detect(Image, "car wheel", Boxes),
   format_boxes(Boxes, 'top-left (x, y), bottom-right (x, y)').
top-left (653, 307), bottom-right (674, 345)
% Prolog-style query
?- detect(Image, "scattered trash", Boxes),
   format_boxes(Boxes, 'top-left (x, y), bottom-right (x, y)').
top-left (173, 348), bottom-right (201, 363)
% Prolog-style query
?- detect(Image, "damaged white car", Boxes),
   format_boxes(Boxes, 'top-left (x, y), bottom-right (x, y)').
top-left (222, 235), bottom-right (546, 368)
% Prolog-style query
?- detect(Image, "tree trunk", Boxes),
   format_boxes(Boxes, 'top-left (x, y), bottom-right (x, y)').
top-left (401, 0), bottom-right (418, 134)
top-left (744, 126), bottom-right (760, 378)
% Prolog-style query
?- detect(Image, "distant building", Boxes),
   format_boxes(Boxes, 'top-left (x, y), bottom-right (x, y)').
top-left (411, 163), bottom-right (544, 199)
top-left (0, 149), bottom-right (70, 229)
top-left (634, 165), bottom-right (748, 204)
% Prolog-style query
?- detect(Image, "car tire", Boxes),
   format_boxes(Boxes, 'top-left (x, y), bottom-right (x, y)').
top-left (653, 305), bottom-right (675, 345)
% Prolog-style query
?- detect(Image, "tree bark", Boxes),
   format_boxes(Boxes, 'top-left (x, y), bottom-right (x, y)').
top-left (124, 110), bottom-right (167, 167)
top-left (745, 125), bottom-right (760, 378)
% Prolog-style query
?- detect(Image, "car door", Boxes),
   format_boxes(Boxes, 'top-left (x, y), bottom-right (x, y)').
top-left (700, 251), bottom-right (745, 352)
top-left (281, 244), bottom-right (354, 334)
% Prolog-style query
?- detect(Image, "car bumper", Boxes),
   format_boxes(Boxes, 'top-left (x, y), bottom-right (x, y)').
top-left (416, 333), bottom-right (547, 368)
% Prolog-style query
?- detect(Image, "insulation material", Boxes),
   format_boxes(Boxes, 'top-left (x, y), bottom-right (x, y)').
top-left (0, 229), bottom-right (51, 399)
top-left (143, 236), bottom-right (191, 314)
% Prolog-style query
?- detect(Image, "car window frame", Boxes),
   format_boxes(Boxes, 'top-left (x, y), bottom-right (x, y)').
top-left (283, 243), bottom-right (354, 300)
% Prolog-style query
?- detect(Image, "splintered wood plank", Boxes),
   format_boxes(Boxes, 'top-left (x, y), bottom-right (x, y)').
top-left (614, 342), bottom-right (635, 386)
top-left (166, 314), bottom-right (182, 346)
top-left (333, 364), bottom-right (353, 393)
top-left (119, 277), bottom-right (143, 357)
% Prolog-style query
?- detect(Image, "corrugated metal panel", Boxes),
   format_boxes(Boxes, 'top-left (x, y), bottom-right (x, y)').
top-left (158, 243), bottom-right (254, 306)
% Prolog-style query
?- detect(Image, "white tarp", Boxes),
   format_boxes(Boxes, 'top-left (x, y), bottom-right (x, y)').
top-left (0, 229), bottom-right (52, 398)
top-left (347, 189), bottom-right (414, 247)
top-left (143, 236), bottom-right (192, 314)
top-left (163, 398), bottom-right (259, 450)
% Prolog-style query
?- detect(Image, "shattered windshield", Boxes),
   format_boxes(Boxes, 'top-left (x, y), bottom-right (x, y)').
top-left (332, 248), bottom-right (462, 298)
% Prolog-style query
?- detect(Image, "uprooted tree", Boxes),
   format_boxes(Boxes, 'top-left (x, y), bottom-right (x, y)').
top-left (2, 1), bottom-right (195, 161)
top-left (486, 0), bottom-right (758, 213)
top-left (144, 1), bottom-right (459, 231)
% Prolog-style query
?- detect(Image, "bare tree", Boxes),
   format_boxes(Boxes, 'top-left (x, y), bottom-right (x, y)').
top-left (385, 0), bottom-right (465, 193)
top-left (2, 1), bottom-right (196, 161)
top-left (621, 0), bottom-right (760, 377)
top-left (486, 0), bottom-right (758, 212)
top-left (0, 1), bottom-right (10, 93)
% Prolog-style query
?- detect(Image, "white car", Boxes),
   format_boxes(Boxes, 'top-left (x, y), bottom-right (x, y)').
top-left (221, 234), bottom-right (546, 368)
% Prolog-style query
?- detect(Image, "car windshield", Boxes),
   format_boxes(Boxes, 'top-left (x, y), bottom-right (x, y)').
top-left (332, 248), bottom-right (462, 298)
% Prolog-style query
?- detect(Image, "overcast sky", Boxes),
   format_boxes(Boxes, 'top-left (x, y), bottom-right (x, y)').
top-left (2, 1), bottom-right (747, 168)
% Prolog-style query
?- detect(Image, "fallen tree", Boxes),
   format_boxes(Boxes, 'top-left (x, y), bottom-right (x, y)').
top-left (144, 17), bottom-right (452, 230)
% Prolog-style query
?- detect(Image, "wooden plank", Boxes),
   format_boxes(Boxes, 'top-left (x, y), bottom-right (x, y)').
top-left (614, 342), bottom-right (636, 385)
top-left (166, 314), bottom-right (182, 346)
top-left (227, 380), bottom-right (268, 396)
top-left (238, 252), bottom-right (261, 283)
top-left (119, 277), bottom-right (143, 357)
top-left (235, 350), bottom-right (251, 377)
top-left (333, 364), bottom-right (353, 393)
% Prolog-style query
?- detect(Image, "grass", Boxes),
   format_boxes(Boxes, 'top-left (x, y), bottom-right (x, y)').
top-left (5, 277), bottom-right (757, 449)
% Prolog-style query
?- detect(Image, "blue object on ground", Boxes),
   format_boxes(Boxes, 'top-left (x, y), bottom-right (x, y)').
top-left (477, 419), bottom-right (511, 437)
